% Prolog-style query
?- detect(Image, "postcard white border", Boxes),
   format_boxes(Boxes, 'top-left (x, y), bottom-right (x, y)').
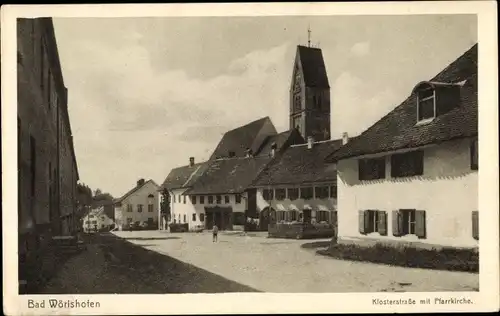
top-left (2, 2), bottom-right (499, 315)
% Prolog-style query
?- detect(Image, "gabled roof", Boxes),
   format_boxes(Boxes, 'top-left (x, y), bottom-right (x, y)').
top-left (297, 45), bottom-right (330, 88)
top-left (209, 116), bottom-right (277, 160)
top-left (92, 199), bottom-right (115, 220)
top-left (185, 156), bottom-right (273, 195)
top-left (327, 43), bottom-right (478, 162)
top-left (254, 129), bottom-right (305, 157)
top-left (114, 179), bottom-right (159, 204)
top-left (252, 138), bottom-right (345, 187)
top-left (161, 161), bottom-right (211, 191)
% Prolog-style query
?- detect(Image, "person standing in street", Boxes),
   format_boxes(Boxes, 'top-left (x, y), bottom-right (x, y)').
top-left (212, 224), bottom-right (218, 242)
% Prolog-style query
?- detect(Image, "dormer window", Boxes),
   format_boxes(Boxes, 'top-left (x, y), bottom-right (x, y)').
top-left (417, 85), bottom-right (436, 122)
top-left (414, 81), bottom-right (463, 124)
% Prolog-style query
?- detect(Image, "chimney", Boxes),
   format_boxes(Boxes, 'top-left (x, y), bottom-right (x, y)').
top-left (307, 136), bottom-right (314, 149)
top-left (189, 157), bottom-right (195, 167)
top-left (137, 178), bottom-right (145, 187)
top-left (342, 132), bottom-right (349, 145)
top-left (270, 142), bottom-right (277, 158)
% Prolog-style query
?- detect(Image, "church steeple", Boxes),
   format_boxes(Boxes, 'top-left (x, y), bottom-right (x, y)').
top-left (289, 43), bottom-right (331, 142)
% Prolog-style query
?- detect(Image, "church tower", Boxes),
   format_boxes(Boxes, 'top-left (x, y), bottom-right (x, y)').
top-left (289, 41), bottom-right (331, 142)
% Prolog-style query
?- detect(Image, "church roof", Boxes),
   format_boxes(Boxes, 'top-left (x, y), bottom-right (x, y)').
top-left (297, 45), bottom-right (330, 88)
top-left (252, 138), bottom-right (345, 187)
top-left (185, 156), bottom-right (273, 195)
top-left (326, 43), bottom-right (478, 162)
top-left (209, 116), bottom-right (277, 160)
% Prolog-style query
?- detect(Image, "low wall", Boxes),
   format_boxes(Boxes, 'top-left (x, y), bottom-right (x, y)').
top-left (268, 223), bottom-right (335, 239)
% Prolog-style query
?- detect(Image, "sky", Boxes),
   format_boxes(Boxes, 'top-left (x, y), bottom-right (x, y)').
top-left (52, 14), bottom-right (477, 198)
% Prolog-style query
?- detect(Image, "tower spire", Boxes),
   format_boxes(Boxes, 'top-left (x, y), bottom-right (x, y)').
top-left (307, 24), bottom-right (311, 47)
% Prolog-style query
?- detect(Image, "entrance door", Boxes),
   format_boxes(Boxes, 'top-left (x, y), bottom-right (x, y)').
top-left (259, 208), bottom-right (272, 231)
top-left (206, 212), bottom-right (214, 230)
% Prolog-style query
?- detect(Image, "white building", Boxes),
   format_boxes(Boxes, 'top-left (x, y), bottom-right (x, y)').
top-left (82, 205), bottom-right (114, 233)
top-left (326, 44), bottom-right (478, 249)
top-left (114, 179), bottom-right (161, 231)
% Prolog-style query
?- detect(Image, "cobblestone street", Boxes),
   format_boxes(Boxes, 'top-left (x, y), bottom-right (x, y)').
top-left (93, 230), bottom-right (478, 293)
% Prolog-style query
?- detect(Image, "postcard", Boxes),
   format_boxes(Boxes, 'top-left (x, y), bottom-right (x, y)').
top-left (1, 2), bottom-right (498, 315)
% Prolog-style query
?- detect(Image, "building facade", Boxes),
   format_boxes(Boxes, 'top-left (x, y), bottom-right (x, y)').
top-left (17, 17), bottom-right (79, 290)
top-left (114, 179), bottom-right (160, 230)
top-left (328, 44), bottom-right (478, 249)
top-left (82, 206), bottom-right (115, 233)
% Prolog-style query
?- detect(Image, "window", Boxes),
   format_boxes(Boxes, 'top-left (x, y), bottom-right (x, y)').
top-left (127, 204), bottom-right (133, 212)
top-left (359, 210), bottom-right (387, 235)
top-left (173, 195), bottom-right (176, 203)
top-left (216, 195), bottom-right (222, 204)
top-left (402, 209), bottom-right (416, 235)
top-left (329, 186), bottom-right (337, 199)
top-left (101, 216), bottom-right (105, 220)
top-left (224, 195), bottom-right (230, 204)
top-left (192, 196), bottom-right (197, 204)
top-left (148, 217), bottom-right (154, 223)
top-left (471, 139), bottom-right (478, 170)
top-left (101, 224), bottom-right (105, 228)
top-left (148, 204), bottom-right (153, 212)
top-left (88, 215), bottom-right (95, 219)
top-left (300, 187), bottom-right (313, 200)
top-left (316, 210), bottom-right (329, 223)
top-left (277, 211), bottom-right (286, 222)
top-left (358, 157), bottom-right (386, 180)
top-left (200, 213), bottom-right (205, 222)
top-left (208, 196), bottom-right (214, 204)
top-left (235, 194), bottom-right (242, 204)
top-left (183, 215), bottom-right (187, 223)
top-left (127, 218), bottom-right (132, 223)
top-left (314, 186), bottom-right (329, 199)
top-left (275, 188), bottom-right (286, 201)
top-left (17, 51), bottom-right (23, 65)
top-left (192, 214), bottom-right (196, 221)
top-left (137, 204), bottom-right (143, 213)
top-left (392, 209), bottom-right (426, 238)
top-left (417, 87), bottom-right (435, 121)
top-left (391, 150), bottom-right (424, 178)
top-left (183, 195), bottom-right (186, 204)
top-left (294, 94), bottom-right (301, 111)
top-left (92, 220), bottom-right (97, 225)
top-left (287, 188), bottom-right (299, 201)
top-left (288, 210), bottom-right (298, 222)
top-left (263, 189), bottom-right (274, 201)
top-left (228, 151), bottom-right (235, 158)
top-left (200, 196), bottom-right (205, 204)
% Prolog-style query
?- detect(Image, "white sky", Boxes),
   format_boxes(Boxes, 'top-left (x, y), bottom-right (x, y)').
top-left (52, 15), bottom-right (477, 197)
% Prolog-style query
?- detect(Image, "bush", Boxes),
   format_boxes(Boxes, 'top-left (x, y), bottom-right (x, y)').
top-left (268, 222), bottom-right (335, 239)
top-left (318, 242), bottom-right (478, 273)
top-left (169, 223), bottom-right (189, 233)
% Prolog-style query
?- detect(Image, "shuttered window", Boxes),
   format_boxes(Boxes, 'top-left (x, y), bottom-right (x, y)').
top-left (191, 196), bottom-right (197, 204)
top-left (316, 210), bottom-right (329, 223)
top-left (208, 196), bottom-right (214, 204)
top-left (358, 157), bottom-right (386, 180)
top-left (192, 214), bottom-right (196, 221)
top-left (224, 195), bottom-right (230, 204)
top-left (329, 186), bottom-right (337, 199)
top-left (393, 209), bottom-right (426, 238)
top-left (216, 195), bottom-right (222, 204)
top-left (200, 196), bottom-right (205, 204)
top-left (391, 150), bottom-right (424, 178)
top-left (235, 194), bottom-right (241, 204)
top-left (472, 211), bottom-right (479, 240)
top-left (359, 210), bottom-right (387, 235)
